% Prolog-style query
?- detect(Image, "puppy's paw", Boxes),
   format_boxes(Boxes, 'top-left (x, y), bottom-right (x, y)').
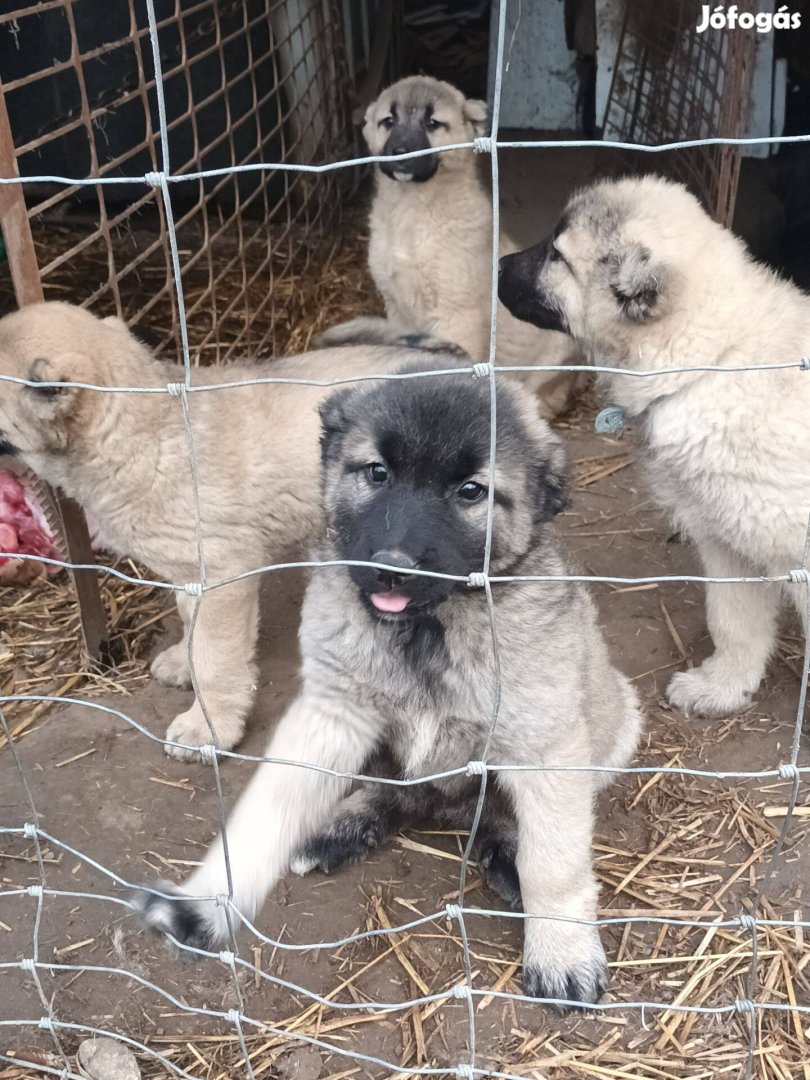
top-left (667, 661), bottom-right (758, 718)
top-left (478, 841), bottom-right (522, 909)
top-left (523, 924), bottom-right (608, 1011)
top-left (150, 642), bottom-right (192, 689)
top-left (164, 705), bottom-right (242, 762)
top-left (132, 880), bottom-right (220, 950)
top-left (290, 813), bottom-right (385, 876)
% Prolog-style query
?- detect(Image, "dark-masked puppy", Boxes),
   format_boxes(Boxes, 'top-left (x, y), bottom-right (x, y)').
top-left (319, 366), bottom-right (567, 622)
top-left (136, 368), bottom-right (642, 1009)
top-left (498, 175), bottom-right (810, 719)
top-left (358, 75), bottom-right (587, 418)
top-left (363, 75), bottom-right (487, 184)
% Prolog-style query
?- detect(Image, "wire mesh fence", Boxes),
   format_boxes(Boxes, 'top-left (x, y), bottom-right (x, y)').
top-left (1, 1), bottom-right (810, 1079)
top-left (602, 0), bottom-right (756, 226)
top-left (0, 0), bottom-right (351, 358)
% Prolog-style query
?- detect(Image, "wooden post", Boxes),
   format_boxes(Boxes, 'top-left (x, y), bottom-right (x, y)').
top-left (0, 86), bottom-right (109, 663)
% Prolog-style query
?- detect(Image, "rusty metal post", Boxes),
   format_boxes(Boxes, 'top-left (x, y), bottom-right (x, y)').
top-left (0, 86), bottom-right (108, 663)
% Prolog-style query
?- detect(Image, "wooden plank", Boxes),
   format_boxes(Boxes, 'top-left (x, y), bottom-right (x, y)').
top-left (0, 85), bottom-right (108, 663)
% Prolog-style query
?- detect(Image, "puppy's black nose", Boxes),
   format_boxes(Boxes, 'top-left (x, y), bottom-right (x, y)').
top-left (391, 145), bottom-right (410, 156)
top-left (371, 550), bottom-right (415, 587)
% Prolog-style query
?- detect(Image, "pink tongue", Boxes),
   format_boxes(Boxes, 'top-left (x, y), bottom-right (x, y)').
top-left (370, 591), bottom-right (411, 613)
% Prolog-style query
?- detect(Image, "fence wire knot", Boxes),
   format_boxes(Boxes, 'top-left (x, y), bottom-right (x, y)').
top-left (198, 743), bottom-right (219, 764)
top-left (788, 568), bottom-right (810, 585)
top-left (777, 762), bottom-right (800, 781)
top-left (800, 356), bottom-right (810, 370)
top-left (182, 581), bottom-right (204, 596)
top-left (473, 136), bottom-right (492, 154)
top-left (219, 950), bottom-right (236, 966)
top-left (457, 1065), bottom-right (476, 1080)
top-left (445, 903), bottom-right (462, 920)
top-left (734, 998), bottom-right (756, 1015)
top-left (23, 822), bottom-right (38, 840)
top-left (20, 957), bottom-right (36, 973)
top-left (467, 572), bottom-right (487, 589)
top-left (451, 983), bottom-right (472, 1000)
top-left (144, 170), bottom-right (165, 187)
top-left (465, 760), bottom-right (487, 777)
top-left (737, 912), bottom-right (757, 933)
top-left (472, 362), bottom-right (491, 378)
top-left (38, 1016), bottom-right (56, 1033)
top-left (166, 381), bottom-right (185, 397)
top-left (26, 884), bottom-right (43, 898)
top-left (215, 893), bottom-right (230, 908)
top-left (226, 1008), bottom-right (241, 1024)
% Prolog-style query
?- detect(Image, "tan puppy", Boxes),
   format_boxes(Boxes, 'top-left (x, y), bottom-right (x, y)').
top-left (499, 176), bottom-right (810, 717)
top-left (358, 75), bottom-right (585, 417)
top-left (0, 302), bottom-right (461, 757)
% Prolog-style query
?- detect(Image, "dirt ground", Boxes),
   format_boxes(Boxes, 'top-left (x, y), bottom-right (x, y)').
top-left (2, 151), bottom-right (810, 1079)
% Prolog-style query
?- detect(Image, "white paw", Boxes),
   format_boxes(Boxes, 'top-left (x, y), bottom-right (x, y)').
top-left (523, 920), bottom-right (608, 1010)
top-left (289, 852), bottom-right (318, 876)
top-left (151, 642), bottom-right (192, 689)
top-left (164, 705), bottom-right (242, 762)
top-left (667, 660), bottom-right (759, 718)
top-left (133, 880), bottom-right (226, 949)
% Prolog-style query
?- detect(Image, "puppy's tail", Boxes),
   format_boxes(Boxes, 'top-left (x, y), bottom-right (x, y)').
top-left (315, 316), bottom-right (469, 360)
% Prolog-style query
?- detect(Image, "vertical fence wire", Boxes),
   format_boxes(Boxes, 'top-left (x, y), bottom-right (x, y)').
top-left (141, 6), bottom-right (253, 1068)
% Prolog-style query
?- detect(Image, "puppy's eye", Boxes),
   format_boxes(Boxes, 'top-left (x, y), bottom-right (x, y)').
top-left (425, 117), bottom-right (442, 132)
top-left (458, 481), bottom-right (486, 502)
top-left (366, 463), bottom-right (388, 484)
top-left (379, 115), bottom-right (395, 130)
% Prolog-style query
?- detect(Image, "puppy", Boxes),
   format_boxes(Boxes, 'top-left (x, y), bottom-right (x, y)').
top-left (0, 302), bottom-right (460, 757)
top-left (498, 175), bottom-right (810, 717)
top-left (356, 75), bottom-right (585, 417)
top-left (136, 367), bottom-right (642, 1006)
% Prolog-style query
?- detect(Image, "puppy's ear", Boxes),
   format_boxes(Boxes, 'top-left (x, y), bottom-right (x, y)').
top-left (609, 243), bottom-right (664, 322)
top-left (319, 388), bottom-right (354, 465)
top-left (24, 356), bottom-right (83, 449)
top-left (26, 356), bottom-right (77, 409)
top-left (533, 439), bottom-right (569, 523)
top-left (463, 98), bottom-right (489, 137)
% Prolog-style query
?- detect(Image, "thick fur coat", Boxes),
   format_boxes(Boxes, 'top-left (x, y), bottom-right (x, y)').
top-left (499, 175), bottom-right (810, 717)
top-left (137, 369), bottom-right (642, 1006)
top-left (360, 76), bottom-right (585, 417)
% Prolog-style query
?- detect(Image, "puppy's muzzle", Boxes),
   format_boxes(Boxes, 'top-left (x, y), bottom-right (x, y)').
top-left (380, 132), bottom-right (439, 183)
top-left (370, 549), bottom-right (416, 590)
top-left (498, 246), bottom-right (569, 335)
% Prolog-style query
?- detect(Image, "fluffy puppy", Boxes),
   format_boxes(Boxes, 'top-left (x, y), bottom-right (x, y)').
top-left (136, 367), bottom-right (642, 1007)
top-left (357, 75), bottom-right (585, 417)
top-left (0, 302), bottom-right (458, 757)
top-left (498, 175), bottom-right (810, 717)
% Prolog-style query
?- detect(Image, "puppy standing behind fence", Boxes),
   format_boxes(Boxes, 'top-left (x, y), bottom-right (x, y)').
top-left (0, 302), bottom-right (461, 759)
top-left (136, 367), bottom-right (643, 1006)
top-left (498, 175), bottom-right (810, 717)
top-left (325, 76), bottom-right (586, 418)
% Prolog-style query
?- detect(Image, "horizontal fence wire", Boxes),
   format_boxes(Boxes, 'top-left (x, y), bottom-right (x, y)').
top-left (3, 131), bottom-right (810, 191)
top-left (2, 2), bottom-right (809, 1079)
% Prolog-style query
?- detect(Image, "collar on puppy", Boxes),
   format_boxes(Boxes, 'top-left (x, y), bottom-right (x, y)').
top-left (595, 405), bottom-right (627, 434)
